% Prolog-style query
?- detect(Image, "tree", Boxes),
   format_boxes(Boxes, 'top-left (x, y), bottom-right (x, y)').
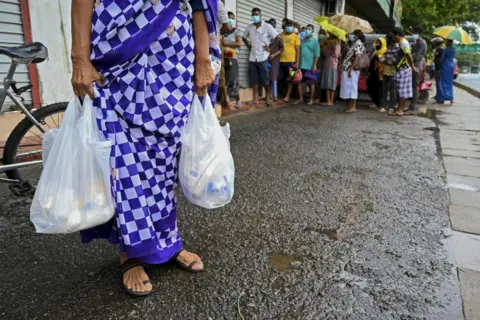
top-left (455, 52), bottom-right (480, 68)
top-left (401, 0), bottom-right (480, 40)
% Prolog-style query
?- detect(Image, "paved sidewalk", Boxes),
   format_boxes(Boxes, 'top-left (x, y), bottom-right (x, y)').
top-left (432, 88), bottom-right (480, 320)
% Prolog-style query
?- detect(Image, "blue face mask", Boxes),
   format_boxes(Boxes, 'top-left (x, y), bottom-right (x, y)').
top-left (348, 35), bottom-right (355, 42)
top-left (252, 15), bottom-right (260, 23)
top-left (286, 26), bottom-right (294, 33)
top-left (300, 31), bottom-right (306, 39)
top-left (305, 30), bottom-right (313, 37)
top-left (318, 34), bottom-right (327, 40)
top-left (412, 34), bottom-right (419, 41)
top-left (229, 19), bottom-right (235, 27)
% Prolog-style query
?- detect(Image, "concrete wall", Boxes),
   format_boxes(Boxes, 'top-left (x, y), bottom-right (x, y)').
top-left (29, 0), bottom-right (73, 105)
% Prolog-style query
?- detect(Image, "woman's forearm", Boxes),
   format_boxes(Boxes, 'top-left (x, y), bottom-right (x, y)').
top-left (192, 11), bottom-right (210, 63)
top-left (71, 0), bottom-right (94, 61)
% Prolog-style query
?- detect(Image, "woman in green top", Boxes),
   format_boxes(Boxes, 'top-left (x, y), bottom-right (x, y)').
top-left (295, 24), bottom-right (321, 105)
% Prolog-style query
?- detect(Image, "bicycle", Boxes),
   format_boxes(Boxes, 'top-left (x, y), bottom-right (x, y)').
top-left (0, 42), bottom-right (67, 196)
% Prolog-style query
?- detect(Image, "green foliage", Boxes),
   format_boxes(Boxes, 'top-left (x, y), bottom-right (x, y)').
top-left (401, 0), bottom-right (480, 40)
top-left (455, 52), bottom-right (480, 67)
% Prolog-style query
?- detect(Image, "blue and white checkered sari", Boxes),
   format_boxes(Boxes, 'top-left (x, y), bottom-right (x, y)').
top-left (81, 0), bottom-right (219, 264)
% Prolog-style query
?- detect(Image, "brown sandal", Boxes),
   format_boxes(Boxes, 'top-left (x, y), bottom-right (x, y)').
top-left (172, 249), bottom-right (204, 273)
top-left (120, 258), bottom-right (153, 297)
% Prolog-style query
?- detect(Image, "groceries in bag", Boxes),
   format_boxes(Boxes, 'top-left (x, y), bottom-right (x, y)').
top-left (179, 95), bottom-right (235, 209)
top-left (30, 97), bottom-right (114, 233)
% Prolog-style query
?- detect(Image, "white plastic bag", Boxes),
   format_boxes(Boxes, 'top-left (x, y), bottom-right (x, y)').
top-left (30, 97), bottom-right (114, 233)
top-left (179, 95), bottom-right (235, 209)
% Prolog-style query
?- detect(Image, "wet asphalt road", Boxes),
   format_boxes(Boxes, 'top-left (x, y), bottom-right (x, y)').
top-left (0, 103), bottom-right (464, 320)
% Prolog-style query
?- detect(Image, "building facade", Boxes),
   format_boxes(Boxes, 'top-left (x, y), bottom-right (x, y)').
top-left (0, 0), bottom-right (40, 108)
top-left (0, 0), bottom-right (401, 107)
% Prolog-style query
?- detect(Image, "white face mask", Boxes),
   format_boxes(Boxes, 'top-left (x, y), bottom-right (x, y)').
top-left (294, 28), bottom-right (299, 34)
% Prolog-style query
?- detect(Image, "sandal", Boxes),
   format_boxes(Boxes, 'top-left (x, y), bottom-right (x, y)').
top-left (120, 258), bottom-right (153, 297)
top-left (172, 249), bottom-right (204, 273)
top-left (388, 112), bottom-right (403, 116)
top-left (345, 108), bottom-right (356, 113)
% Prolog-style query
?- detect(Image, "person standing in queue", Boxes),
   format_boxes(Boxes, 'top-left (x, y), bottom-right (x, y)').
top-left (265, 18), bottom-right (284, 104)
top-left (390, 27), bottom-right (418, 116)
top-left (243, 8), bottom-right (279, 106)
top-left (297, 24), bottom-right (321, 105)
top-left (379, 32), bottom-right (399, 113)
top-left (320, 33), bottom-right (341, 106)
top-left (279, 19), bottom-right (301, 102)
top-left (432, 37), bottom-right (445, 103)
top-left (406, 25), bottom-right (427, 114)
top-left (222, 11), bottom-right (243, 107)
top-left (368, 38), bottom-right (387, 109)
top-left (340, 29), bottom-right (366, 113)
top-left (435, 39), bottom-right (456, 104)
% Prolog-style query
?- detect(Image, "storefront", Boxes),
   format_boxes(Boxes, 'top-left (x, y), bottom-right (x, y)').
top-left (228, 0), bottom-right (324, 88)
top-left (0, 0), bottom-right (40, 108)
top-left (293, 0), bottom-right (323, 33)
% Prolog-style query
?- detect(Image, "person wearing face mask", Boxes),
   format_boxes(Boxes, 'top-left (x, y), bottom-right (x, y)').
top-left (265, 19), bottom-right (285, 104)
top-left (279, 19), bottom-right (301, 102)
top-left (368, 38), bottom-right (387, 109)
top-left (320, 33), bottom-right (341, 106)
top-left (221, 11), bottom-right (243, 107)
top-left (296, 24), bottom-right (321, 105)
top-left (406, 25), bottom-right (427, 114)
top-left (341, 30), bottom-right (366, 113)
top-left (243, 8), bottom-right (279, 106)
top-left (299, 26), bottom-right (306, 41)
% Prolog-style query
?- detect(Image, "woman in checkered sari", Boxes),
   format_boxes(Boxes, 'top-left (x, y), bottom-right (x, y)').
top-left (71, 0), bottom-right (218, 296)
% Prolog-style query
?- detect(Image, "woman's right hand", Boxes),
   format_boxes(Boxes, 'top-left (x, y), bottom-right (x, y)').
top-left (71, 56), bottom-right (101, 98)
top-left (194, 57), bottom-right (215, 96)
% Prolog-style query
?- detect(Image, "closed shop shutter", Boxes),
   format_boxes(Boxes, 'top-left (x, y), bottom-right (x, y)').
top-left (236, 0), bottom-right (286, 88)
top-left (293, 0), bottom-right (323, 34)
top-left (0, 0), bottom-right (32, 108)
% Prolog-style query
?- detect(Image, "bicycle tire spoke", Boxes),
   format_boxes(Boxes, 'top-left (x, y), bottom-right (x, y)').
top-left (49, 114), bottom-right (58, 127)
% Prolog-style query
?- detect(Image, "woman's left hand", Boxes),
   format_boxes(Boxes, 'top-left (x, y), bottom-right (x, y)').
top-left (194, 57), bottom-right (214, 96)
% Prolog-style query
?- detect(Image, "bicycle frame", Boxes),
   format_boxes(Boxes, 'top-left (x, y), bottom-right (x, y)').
top-left (0, 59), bottom-right (46, 182)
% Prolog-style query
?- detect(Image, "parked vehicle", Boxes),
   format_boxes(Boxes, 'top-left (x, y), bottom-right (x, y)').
top-left (417, 80), bottom-right (433, 104)
top-left (0, 42), bottom-right (67, 196)
top-left (453, 59), bottom-right (460, 80)
top-left (471, 65), bottom-right (479, 74)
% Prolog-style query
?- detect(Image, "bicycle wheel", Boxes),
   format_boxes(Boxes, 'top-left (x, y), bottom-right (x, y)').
top-left (3, 102), bottom-right (68, 190)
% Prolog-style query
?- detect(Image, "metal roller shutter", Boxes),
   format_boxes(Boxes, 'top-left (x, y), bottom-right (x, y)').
top-left (0, 0), bottom-right (32, 108)
top-left (236, 0), bottom-right (286, 88)
top-left (293, 0), bottom-right (322, 34)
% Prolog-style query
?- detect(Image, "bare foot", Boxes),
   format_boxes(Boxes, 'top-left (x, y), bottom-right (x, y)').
top-left (345, 108), bottom-right (356, 113)
top-left (120, 253), bottom-right (153, 294)
top-left (175, 249), bottom-right (204, 272)
top-left (294, 99), bottom-right (302, 105)
top-left (283, 97), bottom-right (290, 102)
top-left (307, 101), bottom-right (314, 105)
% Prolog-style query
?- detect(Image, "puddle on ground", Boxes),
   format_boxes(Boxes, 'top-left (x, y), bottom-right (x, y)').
top-left (268, 253), bottom-right (300, 272)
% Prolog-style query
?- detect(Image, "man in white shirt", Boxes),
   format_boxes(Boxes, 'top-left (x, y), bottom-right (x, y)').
top-left (216, 0), bottom-right (230, 35)
top-left (242, 7), bottom-right (279, 105)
